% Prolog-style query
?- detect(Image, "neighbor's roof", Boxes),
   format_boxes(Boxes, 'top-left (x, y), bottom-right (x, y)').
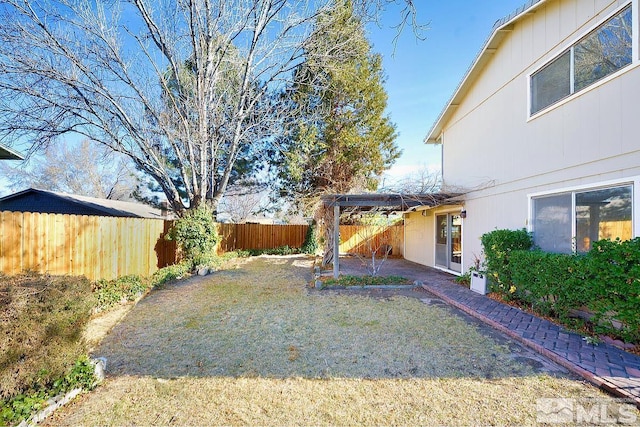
top-left (321, 192), bottom-right (463, 213)
top-left (425, 0), bottom-right (546, 143)
top-left (0, 143), bottom-right (24, 160)
top-left (0, 188), bottom-right (165, 219)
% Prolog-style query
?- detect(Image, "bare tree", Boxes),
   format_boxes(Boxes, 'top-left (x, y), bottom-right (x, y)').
top-left (0, 139), bottom-right (139, 200)
top-left (0, 0), bottom-right (332, 215)
top-left (351, 220), bottom-right (401, 276)
top-left (218, 185), bottom-right (267, 223)
top-left (378, 166), bottom-right (442, 194)
top-left (0, 0), bottom-right (422, 216)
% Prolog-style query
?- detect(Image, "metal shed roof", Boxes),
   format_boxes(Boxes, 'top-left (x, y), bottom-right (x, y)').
top-left (0, 188), bottom-right (165, 219)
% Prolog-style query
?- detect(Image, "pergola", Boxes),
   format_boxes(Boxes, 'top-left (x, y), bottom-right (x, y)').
top-left (321, 192), bottom-right (463, 278)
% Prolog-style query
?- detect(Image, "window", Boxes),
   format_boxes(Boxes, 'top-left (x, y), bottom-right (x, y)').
top-left (531, 51), bottom-right (571, 115)
top-left (530, 5), bottom-right (632, 115)
top-left (532, 193), bottom-right (573, 253)
top-left (575, 186), bottom-right (633, 252)
top-left (532, 184), bottom-right (633, 253)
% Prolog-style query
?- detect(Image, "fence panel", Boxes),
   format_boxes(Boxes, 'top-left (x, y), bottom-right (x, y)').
top-left (0, 211), bottom-right (175, 281)
top-left (216, 223), bottom-right (308, 252)
top-left (339, 225), bottom-right (404, 257)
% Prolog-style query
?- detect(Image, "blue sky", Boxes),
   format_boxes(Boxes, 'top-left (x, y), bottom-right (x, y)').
top-left (369, 1), bottom-right (527, 182)
top-left (2, 2), bottom-right (528, 197)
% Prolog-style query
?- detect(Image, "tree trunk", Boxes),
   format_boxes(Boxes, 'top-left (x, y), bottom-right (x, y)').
top-left (321, 204), bottom-right (334, 267)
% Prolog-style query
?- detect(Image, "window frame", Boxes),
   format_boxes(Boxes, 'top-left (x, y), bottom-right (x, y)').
top-left (528, 1), bottom-right (636, 118)
top-left (528, 177), bottom-right (639, 253)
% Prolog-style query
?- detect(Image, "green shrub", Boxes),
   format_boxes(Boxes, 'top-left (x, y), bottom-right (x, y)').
top-left (167, 205), bottom-right (219, 266)
top-left (301, 222), bottom-right (319, 255)
top-left (509, 250), bottom-right (585, 317)
top-left (455, 272), bottom-right (471, 286)
top-left (247, 245), bottom-right (300, 256)
top-left (483, 230), bottom-right (640, 343)
top-left (151, 262), bottom-right (192, 287)
top-left (93, 275), bottom-right (151, 311)
top-left (480, 228), bottom-right (532, 295)
top-left (1, 356), bottom-right (96, 425)
top-left (231, 250), bottom-right (252, 258)
top-left (582, 237), bottom-right (640, 342)
top-left (322, 275), bottom-right (410, 287)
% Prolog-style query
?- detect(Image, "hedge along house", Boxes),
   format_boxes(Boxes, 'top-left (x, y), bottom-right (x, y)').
top-left (404, 0), bottom-right (640, 275)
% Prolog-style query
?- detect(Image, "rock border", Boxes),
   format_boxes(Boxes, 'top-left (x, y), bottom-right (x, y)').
top-left (17, 358), bottom-right (106, 427)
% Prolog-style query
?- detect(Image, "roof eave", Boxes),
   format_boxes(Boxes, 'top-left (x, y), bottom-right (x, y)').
top-left (424, 0), bottom-right (546, 144)
top-left (0, 144), bottom-right (24, 160)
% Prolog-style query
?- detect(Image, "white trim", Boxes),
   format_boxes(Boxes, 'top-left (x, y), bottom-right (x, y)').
top-left (527, 61), bottom-right (640, 120)
top-left (432, 208), bottom-right (464, 274)
top-left (528, 176), bottom-right (640, 199)
top-left (425, 0), bottom-right (548, 143)
top-left (571, 192), bottom-right (577, 253)
top-left (527, 1), bottom-right (634, 119)
top-left (634, 0), bottom-right (640, 61)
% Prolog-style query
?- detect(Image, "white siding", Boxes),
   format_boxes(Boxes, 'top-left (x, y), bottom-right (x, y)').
top-left (444, 0), bottom-right (638, 192)
top-left (403, 211), bottom-right (433, 266)
top-left (410, 0), bottom-right (640, 272)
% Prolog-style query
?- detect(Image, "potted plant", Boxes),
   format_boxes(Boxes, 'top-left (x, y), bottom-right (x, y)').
top-left (470, 254), bottom-right (487, 295)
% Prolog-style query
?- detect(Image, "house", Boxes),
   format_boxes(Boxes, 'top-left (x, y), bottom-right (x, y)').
top-left (404, 0), bottom-right (640, 275)
top-left (0, 143), bottom-right (23, 160)
top-left (0, 188), bottom-right (165, 219)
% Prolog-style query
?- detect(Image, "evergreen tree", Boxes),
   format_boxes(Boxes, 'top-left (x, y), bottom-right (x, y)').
top-left (277, 0), bottom-right (400, 213)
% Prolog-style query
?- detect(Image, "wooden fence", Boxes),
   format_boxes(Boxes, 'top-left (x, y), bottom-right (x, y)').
top-left (0, 212), bottom-right (404, 280)
top-left (216, 223), bottom-right (308, 252)
top-left (0, 211), bottom-right (175, 281)
top-left (216, 223), bottom-right (404, 257)
top-left (338, 225), bottom-right (404, 257)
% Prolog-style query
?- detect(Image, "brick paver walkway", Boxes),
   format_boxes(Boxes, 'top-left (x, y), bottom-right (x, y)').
top-left (421, 277), bottom-right (640, 406)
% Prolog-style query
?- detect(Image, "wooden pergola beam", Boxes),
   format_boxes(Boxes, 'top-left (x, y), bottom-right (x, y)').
top-left (321, 192), bottom-right (463, 278)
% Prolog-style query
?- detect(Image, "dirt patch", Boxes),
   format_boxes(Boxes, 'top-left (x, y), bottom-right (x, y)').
top-left (83, 304), bottom-right (136, 352)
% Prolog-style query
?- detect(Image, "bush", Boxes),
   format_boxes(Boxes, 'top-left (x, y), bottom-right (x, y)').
top-left (582, 238), bottom-right (640, 342)
top-left (480, 228), bottom-right (533, 294)
top-left (509, 250), bottom-right (585, 317)
top-left (247, 245), bottom-right (300, 256)
top-left (167, 205), bottom-right (219, 266)
top-left (301, 222), bottom-right (319, 255)
top-left (484, 230), bottom-right (640, 343)
top-left (93, 275), bottom-right (151, 311)
top-left (151, 262), bottom-right (193, 287)
top-left (322, 275), bottom-right (410, 287)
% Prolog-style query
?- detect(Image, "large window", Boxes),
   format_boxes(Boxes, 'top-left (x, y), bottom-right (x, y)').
top-left (532, 184), bottom-right (633, 253)
top-left (530, 5), bottom-right (632, 115)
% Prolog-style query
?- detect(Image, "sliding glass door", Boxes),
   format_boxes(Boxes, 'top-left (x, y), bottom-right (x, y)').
top-left (435, 214), bottom-right (462, 273)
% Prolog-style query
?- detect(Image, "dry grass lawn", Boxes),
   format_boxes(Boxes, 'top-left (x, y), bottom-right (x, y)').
top-left (44, 255), bottom-right (631, 426)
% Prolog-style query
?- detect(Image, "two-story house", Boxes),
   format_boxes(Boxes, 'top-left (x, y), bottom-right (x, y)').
top-left (404, 0), bottom-right (640, 275)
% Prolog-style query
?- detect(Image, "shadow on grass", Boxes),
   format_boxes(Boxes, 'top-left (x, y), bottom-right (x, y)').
top-left (94, 255), bottom-right (570, 381)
